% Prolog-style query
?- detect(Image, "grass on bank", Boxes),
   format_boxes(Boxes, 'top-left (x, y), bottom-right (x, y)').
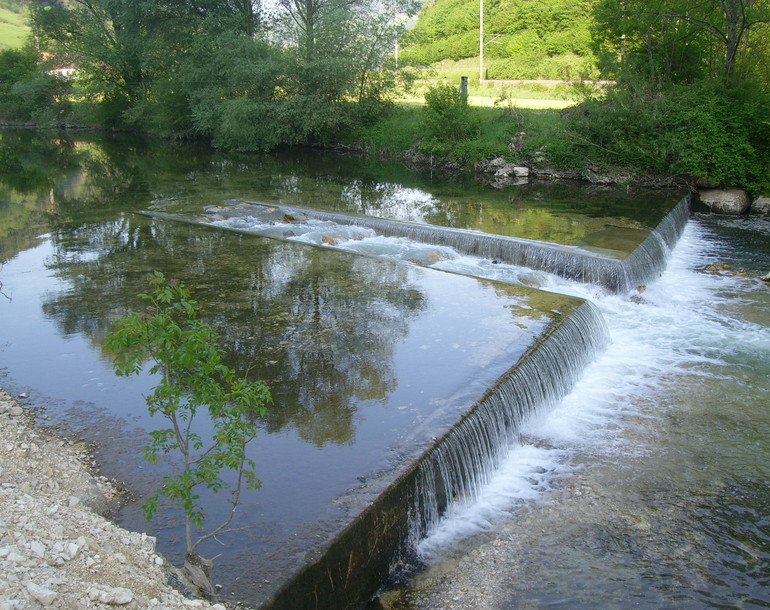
top-left (348, 77), bottom-right (770, 195)
top-left (344, 101), bottom-right (572, 168)
top-left (412, 57), bottom-right (594, 101)
top-left (0, 7), bottom-right (28, 50)
top-left (399, 92), bottom-right (574, 109)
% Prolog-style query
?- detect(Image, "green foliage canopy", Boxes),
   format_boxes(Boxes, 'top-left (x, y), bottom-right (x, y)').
top-left (0, 44), bottom-right (70, 122)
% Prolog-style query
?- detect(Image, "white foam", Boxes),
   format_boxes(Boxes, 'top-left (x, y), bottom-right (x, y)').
top-left (414, 220), bottom-right (770, 562)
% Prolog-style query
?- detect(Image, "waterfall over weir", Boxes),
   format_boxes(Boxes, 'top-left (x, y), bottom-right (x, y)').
top-left (263, 300), bottom-right (609, 610)
top-left (137, 192), bottom-right (688, 608)
top-left (408, 301), bottom-right (608, 545)
top-left (229, 194), bottom-right (691, 294)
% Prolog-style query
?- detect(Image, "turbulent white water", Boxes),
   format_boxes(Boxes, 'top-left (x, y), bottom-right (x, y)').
top-left (211, 200), bottom-right (691, 292)
top-left (414, 218), bottom-right (770, 564)
top-left (211, 210), bottom-right (770, 576)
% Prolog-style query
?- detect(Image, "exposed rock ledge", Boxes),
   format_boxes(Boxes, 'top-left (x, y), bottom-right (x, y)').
top-left (0, 388), bottom-right (221, 609)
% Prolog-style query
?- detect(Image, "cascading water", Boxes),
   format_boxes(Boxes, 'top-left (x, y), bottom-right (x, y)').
top-left (221, 195), bottom-right (691, 293)
top-left (140, 191), bottom-right (692, 604)
top-left (400, 215), bottom-right (770, 608)
top-left (621, 195), bottom-right (692, 290)
top-left (228, 203), bottom-right (631, 291)
top-left (408, 301), bottom-right (609, 544)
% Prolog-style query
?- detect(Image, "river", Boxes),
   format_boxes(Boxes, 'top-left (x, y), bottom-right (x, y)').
top-left (1, 128), bottom-right (769, 607)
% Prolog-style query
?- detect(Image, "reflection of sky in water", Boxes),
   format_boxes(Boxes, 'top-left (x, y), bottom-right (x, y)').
top-left (341, 181), bottom-right (443, 224)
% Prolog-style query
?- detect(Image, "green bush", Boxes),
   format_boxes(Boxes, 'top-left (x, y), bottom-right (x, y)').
top-left (421, 83), bottom-right (480, 142)
top-left (563, 79), bottom-right (770, 191)
top-left (0, 46), bottom-right (71, 122)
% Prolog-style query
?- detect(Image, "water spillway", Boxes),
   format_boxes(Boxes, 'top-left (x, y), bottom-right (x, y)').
top-left (135, 208), bottom-right (612, 608)
top-left (132, 189), bottom-right (688, 606)
top-left (261, 299), bottom-right (609, 609)
top-left (409, 301), bottom-right (608, 544)
top-left (217, 194), bottom-right (691, 293)
top-left (619, 195), bottom-right (693, 291)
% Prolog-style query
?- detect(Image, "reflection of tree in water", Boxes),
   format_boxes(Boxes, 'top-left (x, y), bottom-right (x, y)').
top-left (0, 131), bottom-right (85, 262)
top-left (0, 129), bottom-right (212, 262)
top-left (41, 218), bottom-right (427, 447)
top-left (234, 248), bottom-right (425, 446)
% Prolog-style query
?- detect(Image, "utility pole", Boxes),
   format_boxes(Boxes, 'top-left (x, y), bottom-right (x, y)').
top-left (479, 0), bottom-right (484, 81)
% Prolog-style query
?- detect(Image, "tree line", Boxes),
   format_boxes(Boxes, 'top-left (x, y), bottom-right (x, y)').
top-left (1, 0), bottom-right (769, 190)
top-left (1, 0), bottom-right (420, 149)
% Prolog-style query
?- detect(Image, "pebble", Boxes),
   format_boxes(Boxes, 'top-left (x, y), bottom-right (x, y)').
top-left (87, 584), bottom-right (134, 605)
top-left (0, 387), bottom-right (217, 609)
top-left (28, 541), bottom-right (45, 558)
top-left (25, 582), bottom-right (58, 606)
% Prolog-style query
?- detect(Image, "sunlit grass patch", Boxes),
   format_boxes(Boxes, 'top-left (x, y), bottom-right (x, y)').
top-left (0, 7), bottom-right (29, 49)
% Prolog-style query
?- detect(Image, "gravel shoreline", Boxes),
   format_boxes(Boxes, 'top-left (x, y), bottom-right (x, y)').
top-left (0, 387), bottom-right (221, 609)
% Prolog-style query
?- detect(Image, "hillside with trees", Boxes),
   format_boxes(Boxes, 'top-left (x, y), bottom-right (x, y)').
top-left (400, 0), bottom-right (600, 80)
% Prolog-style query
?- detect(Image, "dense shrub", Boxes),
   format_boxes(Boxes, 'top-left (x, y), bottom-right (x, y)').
top-left (418, 83), bottom-right (481, 157)
top-left (0, 46), bottom-right (71, 124)
top-left (564, 80), bottom-right (770, 191)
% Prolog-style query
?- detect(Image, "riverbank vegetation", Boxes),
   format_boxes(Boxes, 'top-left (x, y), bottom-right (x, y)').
top-left (0, 0), bottom-right (768, 192)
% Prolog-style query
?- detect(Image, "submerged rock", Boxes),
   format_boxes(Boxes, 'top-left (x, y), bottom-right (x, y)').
top-left (322, 234), bottom-right (346, 246)
top-left (701, 262), bottom-right (754, 278)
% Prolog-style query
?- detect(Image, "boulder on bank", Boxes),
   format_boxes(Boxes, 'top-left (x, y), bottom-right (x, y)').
top-left (476, 157), bottom-right (530, 188)
top-left (751, 196), bottom-right (770, 216)
top-left (696, 188), bottom-right (751, 214)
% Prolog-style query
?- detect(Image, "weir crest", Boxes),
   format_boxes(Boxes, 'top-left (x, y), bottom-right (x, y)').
top-left (138, 192), bottom-right (691, 608)
top-left (220, 193), bottom-right (691, 294)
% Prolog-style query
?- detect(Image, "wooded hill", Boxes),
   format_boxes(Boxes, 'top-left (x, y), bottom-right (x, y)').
top-left (400, 0), bottom-right (600, 80)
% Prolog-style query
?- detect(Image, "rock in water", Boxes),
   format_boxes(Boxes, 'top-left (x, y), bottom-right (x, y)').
top-left (697, 188), bottom-right (751, 214)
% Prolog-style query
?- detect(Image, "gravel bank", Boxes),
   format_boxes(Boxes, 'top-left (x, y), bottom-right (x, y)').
top-left (0, 388), bottom-right (221, 609)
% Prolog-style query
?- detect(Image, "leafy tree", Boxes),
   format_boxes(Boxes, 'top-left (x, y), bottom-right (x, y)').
top-left (276, 0), bottom-right (419, 98)
top-left (29, 0), bottom-right (263, 127)
top-left (0, 44), bottom-right (70, 122)
top-left (104, 271), bottom-right (271, 592)
top-left (593, 0), bottom-right (770, 83)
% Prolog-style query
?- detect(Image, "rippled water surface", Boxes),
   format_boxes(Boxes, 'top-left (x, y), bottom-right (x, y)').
top-left (393, 216), bottom-right (770, 608)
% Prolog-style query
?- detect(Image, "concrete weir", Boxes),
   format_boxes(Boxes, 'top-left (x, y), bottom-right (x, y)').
top-left (141, 209), bottom-right (611, 608)
top-left (261, 299), bottom-right (608, 609)
top-left (138, 191), bottom-right (688, 607)
top-left (221, 194), bottom-right (691, 294)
